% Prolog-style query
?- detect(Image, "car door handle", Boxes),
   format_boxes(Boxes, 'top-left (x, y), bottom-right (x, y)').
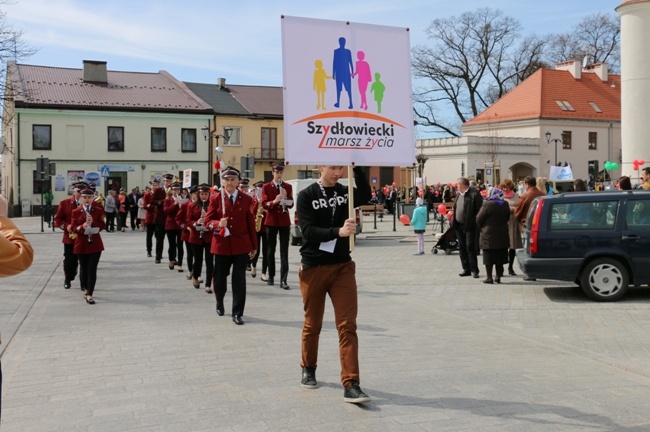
top-left (622, 235), bottom-right (639, 241)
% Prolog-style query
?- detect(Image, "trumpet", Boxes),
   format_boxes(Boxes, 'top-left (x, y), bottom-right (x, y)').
top-left (279, 184), bottom-right (288, 213)
top-left (197, 200), bottom-right (208, 239)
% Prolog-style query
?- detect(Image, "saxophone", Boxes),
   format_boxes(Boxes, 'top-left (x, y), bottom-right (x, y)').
top-left (255, 199), bottom-right (264, 232)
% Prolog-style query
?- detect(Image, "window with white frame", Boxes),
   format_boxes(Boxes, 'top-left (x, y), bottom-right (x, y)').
top-left (181, 129), bottom-right (197, 152)
top-left (151, 128), bottom-right (167, 152)
top-left (223, 126), bottom-right (241, 146)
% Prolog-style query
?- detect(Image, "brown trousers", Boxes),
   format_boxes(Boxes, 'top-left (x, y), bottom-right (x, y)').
top-left (299, 261), bottom-right (360, 386)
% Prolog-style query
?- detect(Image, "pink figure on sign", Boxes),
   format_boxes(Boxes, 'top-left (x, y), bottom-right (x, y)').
top-left (351, 51), bottom-right (371, 110)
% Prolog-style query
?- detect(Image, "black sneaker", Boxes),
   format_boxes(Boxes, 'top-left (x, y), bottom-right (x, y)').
top-left (343, 381), bottom-right (371, 404)
top-left (301, 367), bottom-right (317, 389)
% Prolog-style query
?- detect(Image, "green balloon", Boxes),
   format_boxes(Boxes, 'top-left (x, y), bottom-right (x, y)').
top-left (604, 161), bottom-right (612, 171)
top-left (611, 162), bottom-right (619, 170)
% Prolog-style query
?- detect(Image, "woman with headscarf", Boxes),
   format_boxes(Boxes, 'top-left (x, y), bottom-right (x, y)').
top-left (476, 187), bottom-right (511, 284)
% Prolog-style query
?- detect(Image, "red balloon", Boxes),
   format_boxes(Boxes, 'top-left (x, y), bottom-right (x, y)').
top-left (640, 160), bottom-right (646, 165)
top-left (633, 163), bottom-right (640, 171)
top-left (437, 204), bottom-right (447, 215)
top-left (399, 214), bottom-right (410, 225)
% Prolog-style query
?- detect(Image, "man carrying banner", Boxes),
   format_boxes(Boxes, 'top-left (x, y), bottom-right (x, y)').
top-left (296, 165), bottom-right (371, 404)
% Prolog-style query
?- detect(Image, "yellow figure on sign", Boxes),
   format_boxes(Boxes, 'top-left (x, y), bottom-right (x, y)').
top-left (313, 59), bottom-right (332, 111)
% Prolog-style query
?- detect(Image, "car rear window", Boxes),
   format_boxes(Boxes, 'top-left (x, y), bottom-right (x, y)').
top-left (549, 200), bottom-right (618, 230)
top-left (626, 198), bottom-right (650, 230)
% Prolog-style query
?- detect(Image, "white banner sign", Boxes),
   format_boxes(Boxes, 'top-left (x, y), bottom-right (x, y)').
top-left (281, 16), bottom-right (415, 167)
top-left (183, 169), bottom-right (192, 189)
top-left (549, 165), bottom-right (573, 181)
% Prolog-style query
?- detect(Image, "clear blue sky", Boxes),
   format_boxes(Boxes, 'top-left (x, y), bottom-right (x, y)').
top-left (6, 0), bottom-right (619, 87)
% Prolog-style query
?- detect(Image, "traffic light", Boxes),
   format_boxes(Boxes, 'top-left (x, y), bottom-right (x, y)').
top-left (36, 157), bottom-right (49, 180)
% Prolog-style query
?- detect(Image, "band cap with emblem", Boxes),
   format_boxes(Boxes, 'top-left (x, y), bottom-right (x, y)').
top-left (171, 182), bottom-right (181, 189)
top-left (271, 163), bottom-right (285, 172)
top-left (221, 166), bottom-right (240, 179)
top-left (198, 183), bottom-right (211, 193)
top-left (163, 173), bottom-right (174, 181)
top-left (80, 189), bottom-right (95, 197)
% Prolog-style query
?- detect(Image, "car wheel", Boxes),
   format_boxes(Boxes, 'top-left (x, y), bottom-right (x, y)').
top-left (580, 258), bottom-right (629, 302)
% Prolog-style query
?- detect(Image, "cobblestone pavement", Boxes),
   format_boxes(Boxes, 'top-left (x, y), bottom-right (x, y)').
top-left (2, 215), bottom-right (650, 431)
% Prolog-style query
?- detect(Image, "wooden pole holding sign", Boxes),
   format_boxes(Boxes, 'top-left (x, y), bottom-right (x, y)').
top-left (348, 165), bottom-right (355, 252)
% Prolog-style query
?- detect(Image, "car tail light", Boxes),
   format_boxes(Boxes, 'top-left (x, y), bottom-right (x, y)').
top-left (529, 199), bottom-right (544, 255)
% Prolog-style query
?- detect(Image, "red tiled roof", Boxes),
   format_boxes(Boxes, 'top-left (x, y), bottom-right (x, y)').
top-left (228, 85), bottom-right (283, 117)
top-left (464, 68), bottom-right (620, 126)
top-left (9, 62), bottom-right (212, 113)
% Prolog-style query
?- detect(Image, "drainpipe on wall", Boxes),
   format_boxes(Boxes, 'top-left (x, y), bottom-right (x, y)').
top-left (608, 122), bottom-right (613, 164)
top-left (15, 112), bottom-right (20, 217)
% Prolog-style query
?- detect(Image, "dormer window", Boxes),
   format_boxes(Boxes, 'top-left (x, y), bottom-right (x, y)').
top-left (555, 100), bottom-right (575, 111)
top-left (589, 102), bottom-right (602, 113)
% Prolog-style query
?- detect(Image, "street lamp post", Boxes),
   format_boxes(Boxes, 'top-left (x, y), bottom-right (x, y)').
top-left (202, 126), bottom-right (232, 184)
top-left (545, 131), bottom-right (564, 166)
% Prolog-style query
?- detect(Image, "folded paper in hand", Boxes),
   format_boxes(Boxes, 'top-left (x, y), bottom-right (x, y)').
top-left (84, 227), bottom-right (100, 235)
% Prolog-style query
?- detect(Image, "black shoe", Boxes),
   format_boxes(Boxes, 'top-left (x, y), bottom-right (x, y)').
top-left (343, 381), bottom-right (371, 404)
top-left (267, 277), bottom-right (274, 286)
top-left (482, 278), bottom-right (493, 284)
top-left (280, 281), bottom-right (290, 290)
top-left (523, 276), bottom-right (537, 281)
top-left (155, 258), bottom-right (161, 264)
top-left (64, 280), bottom-right (71, 289)
top-left (472, 272), bottom-right (480, 278)
top-left (459, 272), bottom-right (471, 277)
top-left (147, 252), bottom-right (152, 257)
top-left (508, 269), bottom-right (516, 276)
top-left (216, 305), bottom-right (224, 316)
top-left (494, 276), bottom-right (501, 284)
top-left (232, 315), bottom-right (244, 325)
top-left (301, 367), bottom-right (318, 389)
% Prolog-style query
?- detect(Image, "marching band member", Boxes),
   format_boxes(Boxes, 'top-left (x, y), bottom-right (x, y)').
top-left (262, 163), bottom-right (293, 289)
top-left (142, 181), bottom-right (156, 257)
top-left (163, 182), bottom-right (184, 272)
top-left (176, 186), bottom-right (196, 280)
top-left (70, 188), bottom-right (105, 304)
top-left (187, 184), bottom-right (214, 293)
top-left (205, 167), bottom-right (257, 325)
top-left (250, 180), bottom-right (268, 280)
top-left (54, 181), bottom-right (84, 290)
top-left (144, 179), bottom-right (166, 264)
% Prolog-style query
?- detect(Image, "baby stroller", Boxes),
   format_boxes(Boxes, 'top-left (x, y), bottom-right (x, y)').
top-left (431, 223), bottom-right (458, 255)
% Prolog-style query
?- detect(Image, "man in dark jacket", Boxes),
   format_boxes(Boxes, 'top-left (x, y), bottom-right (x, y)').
top-left (453, 177), bottom-right (484, 278)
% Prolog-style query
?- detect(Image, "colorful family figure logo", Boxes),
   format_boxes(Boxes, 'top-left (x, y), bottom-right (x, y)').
top-left (313, 36), bottom-right (386, 113)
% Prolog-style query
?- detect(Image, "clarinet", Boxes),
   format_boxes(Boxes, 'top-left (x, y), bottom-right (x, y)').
top-left (85, 208), bottom-right (94, 244)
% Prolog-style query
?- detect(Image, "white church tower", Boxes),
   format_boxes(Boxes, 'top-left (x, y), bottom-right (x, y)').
top-left (617, 0), bottom-right (650, 176)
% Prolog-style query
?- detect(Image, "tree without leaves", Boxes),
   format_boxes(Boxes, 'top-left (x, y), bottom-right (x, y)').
top-left (412, 8), bottom-right (547, 137)
top-left (548, 13), bottom-right (620, 72)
